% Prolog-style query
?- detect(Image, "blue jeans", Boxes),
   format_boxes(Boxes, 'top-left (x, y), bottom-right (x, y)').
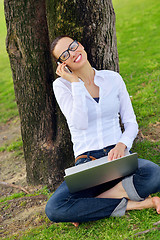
top-left (45, 146), bottom-right (160, 223)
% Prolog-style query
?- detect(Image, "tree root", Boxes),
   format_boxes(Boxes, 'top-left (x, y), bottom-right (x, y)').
top-left (0, 181), bottom-right (29, 194)
top-left (134, 226), bottom-right (160, 236)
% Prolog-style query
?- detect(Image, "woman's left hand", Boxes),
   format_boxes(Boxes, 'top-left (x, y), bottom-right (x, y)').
top-left (108, 142), bottom-right (126, 161)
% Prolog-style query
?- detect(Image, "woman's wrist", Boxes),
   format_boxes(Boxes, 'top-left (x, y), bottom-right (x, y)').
top-left (116, 142), bottom-right (126, 150)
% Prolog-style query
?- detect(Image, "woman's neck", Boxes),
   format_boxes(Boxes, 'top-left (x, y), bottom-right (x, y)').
top-left (74, 61), bottom-right (95, 85)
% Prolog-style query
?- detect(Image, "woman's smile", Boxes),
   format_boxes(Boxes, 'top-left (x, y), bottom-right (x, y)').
top-left (74, 54), bottom-right (82, 63)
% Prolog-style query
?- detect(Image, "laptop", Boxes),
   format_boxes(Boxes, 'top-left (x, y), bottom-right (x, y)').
top-left (64, 151), bottom-right (138, 193)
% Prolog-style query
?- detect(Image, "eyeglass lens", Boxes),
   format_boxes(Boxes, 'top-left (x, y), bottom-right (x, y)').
top-left (60, 41), bottom-right (79, 61)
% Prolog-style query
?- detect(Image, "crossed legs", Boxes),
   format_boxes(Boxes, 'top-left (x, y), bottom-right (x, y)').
top-left (97, 158), bottom-right (160, 214)
top-left (72, 159), bottom-right (160, 227)
top-left (96, 181), bottom-right (160, 214)
top-left (72, 182), bottom-right (160, 227)
top-left (46, 159), bottom-right (160, 227)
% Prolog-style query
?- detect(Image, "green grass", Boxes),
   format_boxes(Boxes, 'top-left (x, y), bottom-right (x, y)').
top-left (0, 0), bottom-right (160, 239)
top-left (132, 140), bottom-right (160, 164)
top-left (4, 206), bottom-right (160, 240)
top-left (114, 0), bottom-right (160, 129)
top-left (0, 0), bottom-right (18, 123)
top-left (0, 186), bottom-right (50, 204)
top-left (0, 192), bottom-right (26, 204)
top-left (0, 137), bottom-right (23, 152)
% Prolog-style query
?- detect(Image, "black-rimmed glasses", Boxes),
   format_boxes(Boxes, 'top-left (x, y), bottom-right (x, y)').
top-left (57, 40), bottom-right (79, 62)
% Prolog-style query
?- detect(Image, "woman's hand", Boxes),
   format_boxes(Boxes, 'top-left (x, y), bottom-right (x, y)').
top-left (56, 62), bottom-right (79, 83)
top-left (108, 142), bottom-right (126, 162)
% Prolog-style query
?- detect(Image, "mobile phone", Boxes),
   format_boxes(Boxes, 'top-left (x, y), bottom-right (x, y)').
top-left (57, 62), bottom-right (72, 73)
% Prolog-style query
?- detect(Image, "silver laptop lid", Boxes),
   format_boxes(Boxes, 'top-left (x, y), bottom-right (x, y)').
top-left (64, 153), bottom-right (138, 193)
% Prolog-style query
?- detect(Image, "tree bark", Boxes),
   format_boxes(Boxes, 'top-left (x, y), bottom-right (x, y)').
top-left (4, 0), bottom-right (119, 189)
top-left (4, 0), bottom-right (74, 189)
top-left (47, 0), bottom-right (119, 71)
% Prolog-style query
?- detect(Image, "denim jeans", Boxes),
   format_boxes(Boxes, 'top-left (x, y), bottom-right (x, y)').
top-left (45, 146), bottom-right (160, 223)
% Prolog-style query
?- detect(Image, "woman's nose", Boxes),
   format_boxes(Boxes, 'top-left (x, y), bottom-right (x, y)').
top-left (69, 51), bottom-right (77, 58)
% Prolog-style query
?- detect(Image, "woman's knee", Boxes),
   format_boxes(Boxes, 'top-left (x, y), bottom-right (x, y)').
top-left (147, 162), bottom-right (160, 190)
top-left (45, 195), bottom-right (75, 222)
top-left (45, 181), bottom-right (72, 222)
top-left (45, 191), bottom-right (68, 222)
top-left (136, 159), bottom-right (160, 193)
top-left (45, 198), bottom-right (61, 222)
top-left (138, 159), bottom-right (160, 177)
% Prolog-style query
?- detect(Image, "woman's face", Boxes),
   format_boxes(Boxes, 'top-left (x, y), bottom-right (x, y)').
top-left (53, 37), bottom-right (88, 71)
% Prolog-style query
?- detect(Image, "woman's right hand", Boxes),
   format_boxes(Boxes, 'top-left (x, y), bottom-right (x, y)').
top-left (56, 62), bottom-right (79, 83)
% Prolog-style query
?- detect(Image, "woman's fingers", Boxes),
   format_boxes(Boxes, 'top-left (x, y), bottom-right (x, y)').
top-left (56, 62), bottom-right (71, 78)
top-left (55, 63), bottom-right (79, 83)
top-left (108, 142), bottom-right (126, 161)
top-left (108, 147), bottom-right (125, 161)
top-left (56, 62), bottom-right (65, 75)
top-left (108, 149), bottom-right (114, 161)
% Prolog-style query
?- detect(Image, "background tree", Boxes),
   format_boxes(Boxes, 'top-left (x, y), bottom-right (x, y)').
top-left (4, 0), bottom-right (119, 189)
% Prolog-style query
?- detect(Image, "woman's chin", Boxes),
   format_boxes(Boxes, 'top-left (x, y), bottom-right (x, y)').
top-left (72, 59), bottom-right (88, 71)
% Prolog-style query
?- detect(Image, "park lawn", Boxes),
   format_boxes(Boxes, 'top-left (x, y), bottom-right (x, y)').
top-left (5, 208), bottom-right (160, 240)
top-left (114, 0), bottom-right (160, 130)
top-left (0, 0), bottom-right (160, 239)
top-left (0, 1), bottom-right (19, 123)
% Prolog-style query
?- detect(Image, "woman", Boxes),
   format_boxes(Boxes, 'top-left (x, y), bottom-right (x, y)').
top-left (45, 35), bottom-right (160, 226)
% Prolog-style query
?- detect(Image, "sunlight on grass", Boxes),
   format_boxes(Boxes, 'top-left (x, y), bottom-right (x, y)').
top-left (113, 0), bottom-right (160, 128)
top-left (0, 1), bottom-right (18, 123)
top-left (0, 0), bottom-right (160, 239)
top-left (0, 137), bottom-right (23, 152)
top-left (6, 206), bottom-right (160, 240)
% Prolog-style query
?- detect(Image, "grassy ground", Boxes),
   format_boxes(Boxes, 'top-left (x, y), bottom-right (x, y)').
top-left (0, 0), bottom-right (18, 123)
top-left (0, 0), bottom-right (160, 239)
top-left (114, 0), bottom-right (160, 130)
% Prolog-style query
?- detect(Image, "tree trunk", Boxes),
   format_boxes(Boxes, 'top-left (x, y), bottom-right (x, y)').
top-left (4, 0), bottom-right (74, 189)
top-left (4, 0), bottom-right (119, 189)
top-left (79, 0), bottom-right (119, 71)
top-left (47, 0), bottom-right (119, 71)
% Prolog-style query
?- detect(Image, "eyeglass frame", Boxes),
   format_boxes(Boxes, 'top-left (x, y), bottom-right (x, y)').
top-left (57, 40), bottom-right (79, 63)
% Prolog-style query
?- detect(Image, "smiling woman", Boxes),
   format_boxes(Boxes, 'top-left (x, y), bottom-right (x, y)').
top-left (57, 40), bottom-right (79, 62)
top-left (53, 36), bottom-right (88, 75)
top-left (45, 35), bottom-right (160, 226)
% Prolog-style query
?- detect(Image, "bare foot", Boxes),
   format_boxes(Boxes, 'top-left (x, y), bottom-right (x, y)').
top-left (152, 197), bottom-right (160, 214)
top-left (71, 222), bottom-right (79, 227)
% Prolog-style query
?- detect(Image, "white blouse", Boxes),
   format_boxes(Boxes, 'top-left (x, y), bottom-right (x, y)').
top-left (53, 69), bottom-right (138, 158)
